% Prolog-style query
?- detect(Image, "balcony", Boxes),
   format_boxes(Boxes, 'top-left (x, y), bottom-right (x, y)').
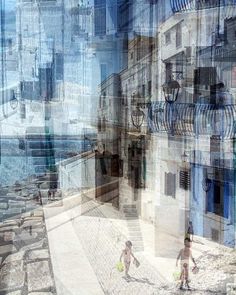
top-left (148, 101), bottom-right (236, 139)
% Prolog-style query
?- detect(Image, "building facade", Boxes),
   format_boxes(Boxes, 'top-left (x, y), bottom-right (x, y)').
top-left (96, 0), bottom-right (236, 252)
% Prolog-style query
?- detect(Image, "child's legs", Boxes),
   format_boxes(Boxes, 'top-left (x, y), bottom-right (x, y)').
top-left (180, 268), bottom-right (185, 283)
top-left (181, 263), bottom-right (189, 283)
top-left (186, 269), bottom-right (189, 282)
top-left (179, 269), bottom-right (184, 289)
top-left (180, 262), bottom-right (187, 282)
top-left (124, 261), bottom-right (130, 275)
top-left (184, 264), bottom-right (189, 282)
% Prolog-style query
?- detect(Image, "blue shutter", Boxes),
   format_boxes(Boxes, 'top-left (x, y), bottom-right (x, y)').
top-left (207, 184), bottom-right (214, 213)
top-left (224, 182), bottom-right (230, 219)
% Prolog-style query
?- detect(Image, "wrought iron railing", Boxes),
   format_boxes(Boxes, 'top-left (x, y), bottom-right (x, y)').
top-left (170, 0), bottom-right (236, 13)
top-left (148, 101), bottom-right (236, 139)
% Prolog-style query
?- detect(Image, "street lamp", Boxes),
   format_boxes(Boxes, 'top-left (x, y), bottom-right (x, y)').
top-left (162, 78), bottom-right (180, 103)
top-left (131, 106), bottom-right (145, 129)
top-left (181, 150), bottom-right (189, 163)
top-left (153, 103), bottom-right (165, 132)
top-left (202, 176), bottom-right (211, 214)
top-left (162, 78), bottom-right (180, 135)
top-left (202, 177), bottom-right (211, 193)
top-left (10, 90), bottom-right (19, 110)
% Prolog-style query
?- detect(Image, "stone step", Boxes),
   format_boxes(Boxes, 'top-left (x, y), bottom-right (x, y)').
top-left (2, 211), bottom-right (21, 220)
top-left (126, 219), bottom-right (139, 223)
top-left (124, 213), bottom-right (138, 217)
top-left (127, 227), bottom-right (140, 232)
top-left (125, 217), bottom-right (139, 220)
top-left (128, 228), bottom-right (143, 232)
top-left (128, 237), bottom-right (143, 242)
top-left (125, 213), bottom-right (138, 219)
top-left (125, 216), bottom-right (139, 220)
top-left (0, 203), bottom-right (8, 210)
top-left (132, 242), bottom-right (144, 247)
top-left (8, 201), bottom-right (26, 209)
top-left (5, 207), bottom-right (22, 214)
top-left (128, 231), bottom-right (142, 235)
top-left (123, 209), bottom-right (137, 214)
top-left (129, 231), bottom-right (143, 236)
top-left (128, 226), bottom-right (142, 231)
top-left (123, 204), bottom-right (136, 208)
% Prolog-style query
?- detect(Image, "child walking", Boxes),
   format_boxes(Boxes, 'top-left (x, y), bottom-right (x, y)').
top-left (120, 241), bottom-right (137, 278)
top-left (176, 238), bottom-right (197, 290)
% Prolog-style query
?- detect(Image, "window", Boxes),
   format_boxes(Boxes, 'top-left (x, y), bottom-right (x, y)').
top-left (39, 67), bottom-right (53, 100)
top-left (101, 64), bottom-right (107, 82)
top-left (213, 182), bottom-right (223, 217)
top-left (125, 84), bottom-right (128, 105)
top-left (94, 0), bottom-right (106, 36)
top-left (148, 80), bottom-right (152, 96)
top-left (102, 116), bottom-right (106, 132)
top-left (165, 172), bottom-right (176, 198)
top-left (99, 95), bottom-right (102, 108)
top-left (179, 170), bottom-right (191, 190)
top-left (165, 63), bottom-right (172, 82)
top-left (207, 179), bottom-right (228, 218)
top-left (7, 39), bottom-right (12, 55)
top-left (98, 117), bottom-right (102, 131)
top-left (142, 84), bottom-right (145, 97)
top-left (176, 23), bottom-right (182, 48)
top-left (197, 0), bottom-right (216, 9)
top-left (55, 53), bottom-right (64, 80)
top-left (137, 48), bottom-right (140, 61)
top-left (165, 30), bottom-right (171, 45)
top-left (102, 92), bottom-right (106, 107)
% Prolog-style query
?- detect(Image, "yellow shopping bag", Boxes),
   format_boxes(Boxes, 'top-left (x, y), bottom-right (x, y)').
top-left (116, 261), bottom-right (124, 272)
top-left (173, 270), bottom-right (181, 281)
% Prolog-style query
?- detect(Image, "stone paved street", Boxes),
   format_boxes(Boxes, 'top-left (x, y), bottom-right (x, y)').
top-left (0, 180), bottom-right (58, 295)
top-left (70, 199), bottom-right (166, 295)
top-left (66, 197), bottom-right (235, 295)
top-left (1, 181), bottom-right (235, 295)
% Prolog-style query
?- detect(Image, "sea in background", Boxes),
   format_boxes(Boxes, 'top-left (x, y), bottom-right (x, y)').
top-left (0, 137), bottom-right (93, 186)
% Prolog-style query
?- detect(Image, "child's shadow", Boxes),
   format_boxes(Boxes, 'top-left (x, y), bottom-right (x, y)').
top-left (123, 276), bottom-right (155, 286)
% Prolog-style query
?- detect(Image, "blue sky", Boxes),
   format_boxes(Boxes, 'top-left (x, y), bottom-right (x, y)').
top-left (5, 0), bottom-right (15, 11)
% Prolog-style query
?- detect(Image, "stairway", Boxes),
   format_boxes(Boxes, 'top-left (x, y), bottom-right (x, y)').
top-left (123, 204), bottom-right (144, 252)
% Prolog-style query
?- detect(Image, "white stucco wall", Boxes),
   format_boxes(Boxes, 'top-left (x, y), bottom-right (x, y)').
top-left (58, 152), bottom-right (95, 192)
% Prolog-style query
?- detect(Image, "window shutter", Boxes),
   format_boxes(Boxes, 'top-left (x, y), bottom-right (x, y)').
top-left (165, 172), bottom-right (176, 198)
top-left (171, 174), bottom-right (176, 198)
top-left (179, 170), bottom-right (191, 190)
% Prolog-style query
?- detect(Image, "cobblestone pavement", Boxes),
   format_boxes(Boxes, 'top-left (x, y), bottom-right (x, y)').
top-left (71, 198), bottom-right (167, 295)
top-left (71, 197), bottom-right (234, 295)
top-left (0, 181), bottom-right (58, 295)
top-left (1, 179), bottom-right (233, 295)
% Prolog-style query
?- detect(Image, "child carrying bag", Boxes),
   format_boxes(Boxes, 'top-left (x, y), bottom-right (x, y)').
top-left (116, 261), bottom-right (124, 272)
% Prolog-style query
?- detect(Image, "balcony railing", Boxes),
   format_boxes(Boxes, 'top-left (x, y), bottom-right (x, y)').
top-left (148, 101), bottom-right (236, 139)
top-left (170, 0), bottom-right (236, 13)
